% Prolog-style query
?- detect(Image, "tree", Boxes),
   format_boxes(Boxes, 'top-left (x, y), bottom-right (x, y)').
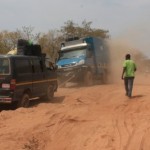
top-left (17, 26), bottom-right (40, 42)
top-left (38, 20), bottom-right (110, 62)
top-left (0, 30), bottom-right (21, 54)
top-left (0, 26), bottom-right (41, 54)
top-left (0, 21), bottom-right (110, 61)
top-left (38, 30), bottom-right (62, 63)
top-left (60, 20), bottom-right (109, 40)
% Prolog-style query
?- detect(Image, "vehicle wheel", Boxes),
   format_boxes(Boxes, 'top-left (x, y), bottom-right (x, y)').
top-left (46, 85), bottom-right (54, 101)
top-left (18, 93), bottom-right (30, 108)
top-left (84, 71), bottom-right (93, 86)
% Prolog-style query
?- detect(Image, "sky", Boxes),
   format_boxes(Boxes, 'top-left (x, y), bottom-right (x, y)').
top-left (0, 0), bottom-right (150, 56)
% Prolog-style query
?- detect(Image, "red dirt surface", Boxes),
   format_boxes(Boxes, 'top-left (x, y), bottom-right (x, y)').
top-left (0, 73), bottom-right (150, 150)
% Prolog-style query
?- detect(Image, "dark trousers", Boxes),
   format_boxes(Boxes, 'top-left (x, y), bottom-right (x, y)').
top-left (124, 77), bottom-right (134, 97)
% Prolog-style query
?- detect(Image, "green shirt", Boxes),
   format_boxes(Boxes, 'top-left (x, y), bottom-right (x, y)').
top-left (123, 60), bottom-right (136, 77)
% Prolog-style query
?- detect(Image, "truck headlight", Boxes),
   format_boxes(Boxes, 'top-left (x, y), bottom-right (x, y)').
top-left (78, 60), bottom-right (85, 65)
top-left (58, 65), bottom-right (62, 69)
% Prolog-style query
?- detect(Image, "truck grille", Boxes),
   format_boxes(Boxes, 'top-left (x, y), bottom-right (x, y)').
top-left (61, 63), bottom-right (76, 67)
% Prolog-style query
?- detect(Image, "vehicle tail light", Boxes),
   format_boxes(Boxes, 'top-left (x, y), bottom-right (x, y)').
top-left (10, 79), bottom-right (16, 90)
top-left (2, 83), bottom-right (10, 89)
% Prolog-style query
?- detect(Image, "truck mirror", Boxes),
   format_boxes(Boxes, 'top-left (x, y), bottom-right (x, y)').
top-left (87, 50), bottom-right (92, 58)
top-left (58, 51), bottom-right (63, 58)
top-left (55, 65), bottom-right (58, 70)
top-left (88, 45), bottom-right (92, 51)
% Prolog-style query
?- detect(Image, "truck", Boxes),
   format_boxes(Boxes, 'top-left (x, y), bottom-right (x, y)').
top-left (0, 39), bottom-right (58, 108)
top-left (56, 36), bottom-right (109, 86)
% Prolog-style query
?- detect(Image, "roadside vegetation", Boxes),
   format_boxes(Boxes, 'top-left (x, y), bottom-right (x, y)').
top-left (0, 20), bottom-right (148, 69)
top-left (0, 20), bottom-right (109, 62)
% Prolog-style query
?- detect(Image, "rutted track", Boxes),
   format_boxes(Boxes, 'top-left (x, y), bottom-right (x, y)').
top-left (0, 83), bottom-right (150, 150)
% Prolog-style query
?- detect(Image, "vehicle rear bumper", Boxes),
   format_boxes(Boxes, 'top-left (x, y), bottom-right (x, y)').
top-left (0, 97), bottom-right (12, 103)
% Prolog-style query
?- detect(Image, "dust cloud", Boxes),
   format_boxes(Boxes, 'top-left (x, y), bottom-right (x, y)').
top-left (107, 25), bottom-right (150, 84)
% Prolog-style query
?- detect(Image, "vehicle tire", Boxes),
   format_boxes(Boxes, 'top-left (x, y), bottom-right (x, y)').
top-left (84, 71), bottom-right (93, 86)
top-left (18, 93), bottom-right (30, 108)
top-left (46, 85), bottom-right (54, 101)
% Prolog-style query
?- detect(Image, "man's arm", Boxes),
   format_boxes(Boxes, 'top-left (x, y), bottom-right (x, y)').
top-left (134, 63), bottom-right (137, 71)
top-left (122, 67), bottom-right (126, 80)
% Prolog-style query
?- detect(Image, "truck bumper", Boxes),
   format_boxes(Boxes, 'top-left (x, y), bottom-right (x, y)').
top-left (57, 66), bottom-right (84, 83)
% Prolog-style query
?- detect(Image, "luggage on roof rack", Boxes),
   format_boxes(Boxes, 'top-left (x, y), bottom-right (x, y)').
top-left (17, 39), bottom-right (42, 56)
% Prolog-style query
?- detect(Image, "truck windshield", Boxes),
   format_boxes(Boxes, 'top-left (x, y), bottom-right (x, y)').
top-left (59, 47), bottom-right (87, 60)
top-left (0, 58), bottom-right (10, 75)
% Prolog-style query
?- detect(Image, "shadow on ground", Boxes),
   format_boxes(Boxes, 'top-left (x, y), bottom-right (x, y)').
top-left (131, 95), bottom-right (144, 99)
top-left (29, 96), bottom-right (65, 107)
top-left (0, 96), bottom-right (66, 111)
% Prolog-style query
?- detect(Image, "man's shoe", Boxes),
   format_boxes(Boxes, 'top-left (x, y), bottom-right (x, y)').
top-left (128, 94), bottom-right (132, 98)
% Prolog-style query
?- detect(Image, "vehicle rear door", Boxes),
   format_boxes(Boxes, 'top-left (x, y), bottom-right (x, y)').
top-left (0, 57), bottom-right (12, 102)
top-left (14, 57), bottom-right (33, 99)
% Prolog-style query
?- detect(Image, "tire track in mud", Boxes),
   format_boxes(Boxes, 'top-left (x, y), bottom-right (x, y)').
top-left (124, 100), bottom-right (150, 150)
top-left (138, 128), bottom-right (149, 150)
top-left (124, 122), bottom-right (150, 150)
top-left (113, 95), bottom-right (150, 150)
top-left (113, 99), bottom-right (135, 148)
top-left (114, 113), bottom-right (133, 150)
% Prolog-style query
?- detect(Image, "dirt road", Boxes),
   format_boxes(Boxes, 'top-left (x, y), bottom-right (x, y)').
top-left (0, 78), bottom-right (150, 150)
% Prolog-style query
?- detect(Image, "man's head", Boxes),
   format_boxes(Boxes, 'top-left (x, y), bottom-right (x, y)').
top-left (125, 54), bottom-right (131, 60)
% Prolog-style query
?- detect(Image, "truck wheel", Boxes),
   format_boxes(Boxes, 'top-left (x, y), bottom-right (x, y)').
top-left (18, 93), bottom-right (30, 108)
top-left (46, 85), bottom-right (54, 101)
top-left (84, 71), bottom-right (93, 86)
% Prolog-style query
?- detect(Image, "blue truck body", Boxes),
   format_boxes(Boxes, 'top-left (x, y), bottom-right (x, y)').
top-left (57, 37), bottom-right (109, 86)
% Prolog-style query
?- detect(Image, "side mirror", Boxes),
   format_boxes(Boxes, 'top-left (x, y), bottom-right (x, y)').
top-left (58, 50), bottom-right (63, 59)
top-left (87, 50), bottom-right (92, 58)
top-left (54, 65), bottom-right (58, 70)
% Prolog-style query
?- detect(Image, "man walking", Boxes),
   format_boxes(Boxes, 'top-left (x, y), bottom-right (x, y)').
top-left (121, 54), bottom-right (137, 98)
